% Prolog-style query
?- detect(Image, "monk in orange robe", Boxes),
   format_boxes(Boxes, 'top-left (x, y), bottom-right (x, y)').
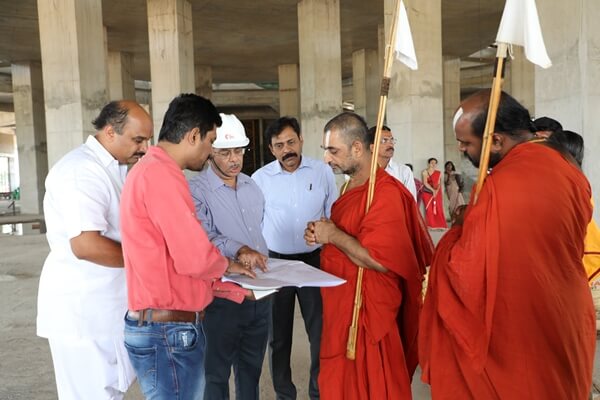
top-left (420, 90), bottom-right (595, 399)
top-left (305, 112), bottom-right (433, 400)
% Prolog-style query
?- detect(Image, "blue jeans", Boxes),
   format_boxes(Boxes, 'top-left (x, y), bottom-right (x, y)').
top-left (124, 314), bottom-right (205, 400)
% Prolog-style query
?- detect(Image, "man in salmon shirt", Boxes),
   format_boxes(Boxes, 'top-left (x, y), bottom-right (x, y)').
top-left (120, 94), bottom-right (254, 399)
top-left (419, 90), bottom-right (595, 399)
top-left (305, 112), bottom-right (433, 400)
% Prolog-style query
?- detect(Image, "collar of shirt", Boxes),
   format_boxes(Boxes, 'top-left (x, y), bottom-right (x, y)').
top-left (85, 135), bottom-right (127, 182)
top-left (206, 163), bottom-right (252, 191)
top-left (386, 158), bottom-right (397, 172)
top-left (144, 146), bottom-right (184, 172)
top-left (265, 155), bottom-right (312, 176)
top-left (85, 135), bottom-right (117, 168)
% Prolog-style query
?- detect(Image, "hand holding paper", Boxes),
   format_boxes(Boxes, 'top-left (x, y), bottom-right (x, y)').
top-left (223, 258), bottom-right (346, 291)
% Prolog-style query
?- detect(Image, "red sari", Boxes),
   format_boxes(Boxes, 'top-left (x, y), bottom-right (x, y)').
top-left (319, 169), bottom-right (433, 400)
top-left (422, 170), bottom-right (447, 228)
top-left (419, 142), bottom-right (595, 399)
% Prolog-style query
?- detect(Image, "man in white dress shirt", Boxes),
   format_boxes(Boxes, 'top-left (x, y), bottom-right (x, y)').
top-left (368, 125), bottom-right (417, 201)
top-left (252, 116), bottom-right (337, 400)
top-left (37, 100), bottom-right (153, 400)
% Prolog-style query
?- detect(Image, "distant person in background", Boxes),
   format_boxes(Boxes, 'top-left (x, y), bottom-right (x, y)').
top-left (406, 163), bottom-right (423, 206)
top-left (545, 129), bottom-right (600, 283)
top-left (547, 130), bottom-right (584, 167)
top-left (533, 116), bottom-right (562, 138)
top-left (422, 158), bottom-right (447, 228)
top-left (444, 161), bottom-right (465, 216)
top-left (367, 125), bottom-right (417, 201)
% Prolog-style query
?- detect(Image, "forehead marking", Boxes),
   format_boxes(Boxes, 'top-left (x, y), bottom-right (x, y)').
top-left (452, 107), bottom-right (464, 131)
top-left (324, 130), bottom-right (331, 148)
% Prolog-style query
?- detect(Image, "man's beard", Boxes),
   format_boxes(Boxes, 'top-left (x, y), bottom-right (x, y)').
top-left (342, 164), bottom-right (358, 176)
top-left (464, 151), bottom-right (501, 169)
top-left (329, 161), bottom-right (357, 176)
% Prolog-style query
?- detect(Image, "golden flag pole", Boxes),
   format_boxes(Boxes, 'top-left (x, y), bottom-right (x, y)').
top-left (472, 42), bottom-right (508, 205)
top-left (346, 0), bottom-right (403, 360)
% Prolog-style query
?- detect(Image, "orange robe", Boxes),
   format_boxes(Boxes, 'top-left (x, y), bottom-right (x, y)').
top-left (419, 142), bottom-right (595, 399)
top-left (319, 169), bottom-right (433, 400)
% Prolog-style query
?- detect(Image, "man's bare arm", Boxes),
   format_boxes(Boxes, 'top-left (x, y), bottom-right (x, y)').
top-left (305, 220), bottom-right (387, 273)
top-left (70, 231), bottom-right (124, 267)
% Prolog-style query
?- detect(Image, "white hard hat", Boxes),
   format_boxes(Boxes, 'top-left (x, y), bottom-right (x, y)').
top-left (213, 113), bottom-right (249, 149)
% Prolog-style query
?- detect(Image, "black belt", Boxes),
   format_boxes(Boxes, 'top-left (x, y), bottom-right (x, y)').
top-left (269, 247), bottom-right (321, 259)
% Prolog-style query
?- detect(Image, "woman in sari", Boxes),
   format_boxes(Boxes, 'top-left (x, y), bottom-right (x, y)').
top-left (421, 158), bottom-right (447, 228)
top-left (444, 161), bottom-right (465, 216)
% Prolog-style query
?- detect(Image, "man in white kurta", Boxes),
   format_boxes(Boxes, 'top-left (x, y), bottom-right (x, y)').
top-left (37, 101), bottom-right (153, 400)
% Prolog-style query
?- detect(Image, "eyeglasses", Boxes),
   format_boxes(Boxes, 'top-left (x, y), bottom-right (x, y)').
top-left (381, 137), bottom-right (397, 145)
top-left (214, 148), bottom-right (246, 158)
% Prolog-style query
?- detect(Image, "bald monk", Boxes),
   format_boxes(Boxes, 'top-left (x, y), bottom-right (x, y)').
top-left (304, 112), bottom-right (433, 399)
top-left (419, 90), bottom-right (595, 399)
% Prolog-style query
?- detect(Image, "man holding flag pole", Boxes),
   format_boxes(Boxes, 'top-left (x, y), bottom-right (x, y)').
top-left (304, 1), bottom-right (433, 398)
top-left (419, 1), bottom-right (595, 398)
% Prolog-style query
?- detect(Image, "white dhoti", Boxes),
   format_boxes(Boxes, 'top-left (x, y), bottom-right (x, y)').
top-left (48, 335), bottom-right (135, 400)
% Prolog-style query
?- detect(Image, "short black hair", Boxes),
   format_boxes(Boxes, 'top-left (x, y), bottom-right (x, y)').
top-left (533, 117), bottom-right (562, 134)
top-left (92, 101), bottom-right (129, 134)
top-left (324, 112), bottom-right (370, 148)
top-left (471, 91), bottom-right (536, 139)
top-left (158, 94), bottom-right (222, 144)
top-left (265, 116), bottom-right (300, 145)
top-left (366, 125), bottom-right (392, 144)
top-left (428, 157), bottom-right (438, 164)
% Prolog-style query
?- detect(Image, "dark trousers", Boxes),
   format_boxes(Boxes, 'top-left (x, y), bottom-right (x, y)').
top-left (203, 296), bottom-right (271, 400)
top-left (268, 249), bottom-right (322, 400)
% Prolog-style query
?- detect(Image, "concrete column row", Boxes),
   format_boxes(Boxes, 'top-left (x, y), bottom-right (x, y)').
top-left (16, 0), bottom-right (598, 218)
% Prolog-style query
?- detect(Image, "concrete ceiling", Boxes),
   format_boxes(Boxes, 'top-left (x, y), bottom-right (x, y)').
top-left (0, 0), bottom-right (503, 84)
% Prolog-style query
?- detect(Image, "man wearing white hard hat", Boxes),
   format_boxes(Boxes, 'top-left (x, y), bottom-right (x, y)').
top-left (189, 113), bottom-right (271, 400)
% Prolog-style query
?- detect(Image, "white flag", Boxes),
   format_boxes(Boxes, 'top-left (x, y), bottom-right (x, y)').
top-left (495, 0), bottom-right (552, 68)
top-left (394, 0), bottom-right (418, 70)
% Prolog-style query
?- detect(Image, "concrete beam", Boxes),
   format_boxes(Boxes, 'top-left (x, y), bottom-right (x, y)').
top-left (211, 89), bottom-right (279, 112)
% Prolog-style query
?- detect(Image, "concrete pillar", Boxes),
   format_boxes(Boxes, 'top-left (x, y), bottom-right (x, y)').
top-left (298, 0), bottom-right (343, 158)
top-left (384, 0), bottom-right (444, 171)
top-left (107, 51), bottom-right (135, 101)
top-left (505, 47), bottom-right (535, 115)
top-left (278, 64), bottom-right (300, 119)
top-left (11, 62), bottom-right (48, 214)
top-left (195, 65), bottom-right (212, 99)
top-left (443, 57), bottom-right (461, 165)
top-left (352, 49), bottom-right (379, 126)
top-left (37, 0), bottom-right (108, 167)
top-left (147, 0), bottom-right (195, 140)
top-left (536, 0), bottom-right (600, 219)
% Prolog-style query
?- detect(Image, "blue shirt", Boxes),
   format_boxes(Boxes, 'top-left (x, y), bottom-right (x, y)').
top-left (252, 156), bottom-right (337, 254)
top-left (189, 165), bottom-right (268, 258)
